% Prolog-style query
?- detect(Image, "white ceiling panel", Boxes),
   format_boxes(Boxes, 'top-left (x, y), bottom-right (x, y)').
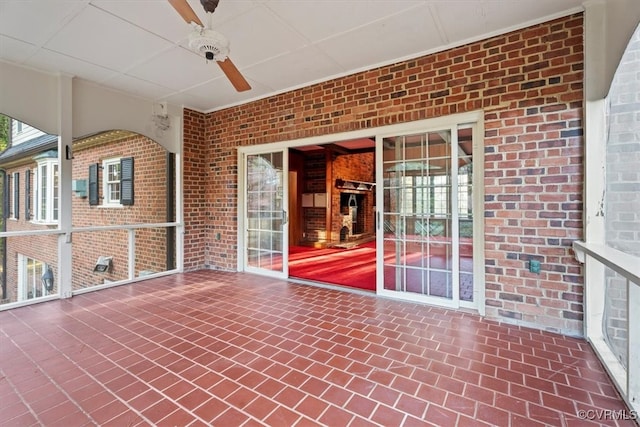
top-left (91, 0), bottom-right (190, 44)
top-left (207, 0), bottom-right (258, 26)
top-left (45, 5), bottom-right (173, 72)
top-left (0, 1), bottom-right (86, 46)
top-left (266, 0), bottom-right (423, 43)
top-left (431, 1), bottom-right (488, 43)
top-left (158, 90), bottom-right (203, 111)
top-left (317, 3), bottom-right (444, 71)
top-left (0, 0), bottom-right (586, 112)
top-left (182, 76), bottom-right (272, 109)
top-left (126, 46), bottom-right (219, 91)
top-left (0, 36), bottom-right (39, 64)
top-left (215, 5), bottom-right (309, 67)
top-left (24, 48), bottom-right (117, 83)
top-left (161, 90), bottom-right (215, 112)
top-left (243, 46), bottom-right (343, 91)
top-left (101, 73), bottom-right (175, 101)
top-left (482, 0), bottom-right (582, 30)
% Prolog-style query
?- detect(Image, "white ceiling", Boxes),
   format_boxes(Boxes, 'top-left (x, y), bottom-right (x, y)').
top-left (0, 0), bottom-right (585, 113)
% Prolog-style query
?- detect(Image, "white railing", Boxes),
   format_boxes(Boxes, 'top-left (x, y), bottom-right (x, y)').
top-left (0, 222), bottom-right (181, 310)
top-left (573, 240), bottom-right (639, 414)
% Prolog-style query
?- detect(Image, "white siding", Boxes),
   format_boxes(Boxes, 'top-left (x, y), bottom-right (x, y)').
top-left (12, 120), bottom-right (46, 145)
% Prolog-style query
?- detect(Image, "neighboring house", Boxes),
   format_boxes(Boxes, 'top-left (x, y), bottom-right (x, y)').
top-left (0, 120), bottom-right (173, 304)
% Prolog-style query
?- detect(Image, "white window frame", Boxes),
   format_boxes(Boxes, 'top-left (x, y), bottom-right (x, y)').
top-left (10, 172), bottom-right (18, 220)
top-left (17, 255), bottom-right (48, 301)
top-left (32, 159), bottom-right (58, 224)
top-left (102, 158), bottom-right (122, 207)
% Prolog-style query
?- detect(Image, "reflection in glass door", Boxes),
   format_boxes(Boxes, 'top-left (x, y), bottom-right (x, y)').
top-left (244, 151), bottom-right (288, 277)
top-left (378, 125), bottom-right (475, 308)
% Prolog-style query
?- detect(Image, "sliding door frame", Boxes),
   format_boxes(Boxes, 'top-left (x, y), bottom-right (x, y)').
top-left (238, 146), bottom-right (289, 279)
top-left (237, 111), bottom-right (484, 315)
top-left (375, 111), bottom-right (485, 314)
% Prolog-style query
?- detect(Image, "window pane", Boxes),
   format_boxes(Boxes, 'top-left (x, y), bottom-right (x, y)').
top-left (105, 161), bottom-right (121, 203)
top-left (40, 164), bottom-right (47, 220)
top-left (53, 164), bottom-right (59, 220)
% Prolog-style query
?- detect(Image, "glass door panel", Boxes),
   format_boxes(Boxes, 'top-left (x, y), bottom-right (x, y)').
top-left (457, 126), bottom-right (474, 303)
top-left (245, 151), bottom-right (287, 277)
top-left (378, 124), bottom-right (476, 309)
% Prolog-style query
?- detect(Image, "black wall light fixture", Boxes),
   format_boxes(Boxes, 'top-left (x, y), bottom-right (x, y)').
top-left (41, 268), bottom-right (54, 292)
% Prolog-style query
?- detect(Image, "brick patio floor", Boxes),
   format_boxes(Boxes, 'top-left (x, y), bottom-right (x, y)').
top-left (0, 270), bottom-right (634, 426)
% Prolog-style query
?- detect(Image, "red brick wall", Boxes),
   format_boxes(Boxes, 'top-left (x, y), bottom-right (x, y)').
top-left (300, 152), bottom-right (326, 241)
top-left (183, 14), bottom-right (585, 334)
top-left (482, 17), bottom-right (584, 333)
top-left (331, 153), bottom-right (375, 241)
top-left (183, 109), bottom-right (208, 270)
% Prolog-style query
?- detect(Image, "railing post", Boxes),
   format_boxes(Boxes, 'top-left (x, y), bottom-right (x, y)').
top-left (628, 279), bottom-right (640, 413)
top-left (128, 229), bottom-right (135, 280)
top-left (58, 74), bottom-right (73, 299)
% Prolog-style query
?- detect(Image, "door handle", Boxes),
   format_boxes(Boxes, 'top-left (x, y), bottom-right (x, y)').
top-left (283, 210), bottom-right (288, 225)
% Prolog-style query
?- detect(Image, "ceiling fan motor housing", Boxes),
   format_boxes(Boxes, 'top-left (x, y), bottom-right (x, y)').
top-left (188, 29), bottom-right (230, 61)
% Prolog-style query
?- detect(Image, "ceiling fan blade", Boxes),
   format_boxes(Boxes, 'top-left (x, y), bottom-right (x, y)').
top-left (217, 58), bottom-right (251, 92)
top-left (168, 0), bottom-right (203, 26)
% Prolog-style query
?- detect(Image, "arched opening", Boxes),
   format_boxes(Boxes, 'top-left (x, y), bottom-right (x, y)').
top-left (0, 116), bottom-right (177, 306)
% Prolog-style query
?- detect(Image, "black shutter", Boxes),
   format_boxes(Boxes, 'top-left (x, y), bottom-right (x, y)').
top-left (13, 173), bottom-right (19, 219)
top-left (120, 157), bottom-right (134, 206)
top-left (25, 169), bottom-right (31, 219)
top-left (89, 163), bottom-right (99, 206)
top-left (3, 173), bottom-right (9, 219)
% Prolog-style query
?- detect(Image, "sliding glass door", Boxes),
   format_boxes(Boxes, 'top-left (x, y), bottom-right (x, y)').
top-left (377, 123), bottom-right (479, 309)
top-left (243, 150), bottom-right (288, 278)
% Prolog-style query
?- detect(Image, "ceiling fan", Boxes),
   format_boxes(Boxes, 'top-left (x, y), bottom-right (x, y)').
top-left (168, 0), bottom-right (251, 92)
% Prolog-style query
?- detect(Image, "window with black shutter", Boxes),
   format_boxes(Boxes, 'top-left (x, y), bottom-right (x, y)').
top-left (89, 163), bottom-right (99, 206)
top-left (120, 157), bottom-right (134, 206)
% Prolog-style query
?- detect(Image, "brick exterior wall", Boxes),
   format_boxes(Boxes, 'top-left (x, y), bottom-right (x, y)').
top-left (4, 199), bottom-right (59, 301)
top-left (2, 133), bottom-right (170, 301)
top-left (182, 14), bottom-right (586, 334)
top-left (72, 134), bottom-right (170, 288)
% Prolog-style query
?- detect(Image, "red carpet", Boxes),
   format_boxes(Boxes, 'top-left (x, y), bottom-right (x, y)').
top-left (289, 239), bottom-right (474, 299)
top-left (288, 241), bottom-right (376, 290)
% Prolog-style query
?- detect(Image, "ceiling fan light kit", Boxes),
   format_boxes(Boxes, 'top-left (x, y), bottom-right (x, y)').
top-left (188, 28), bottom-right (230, 62)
